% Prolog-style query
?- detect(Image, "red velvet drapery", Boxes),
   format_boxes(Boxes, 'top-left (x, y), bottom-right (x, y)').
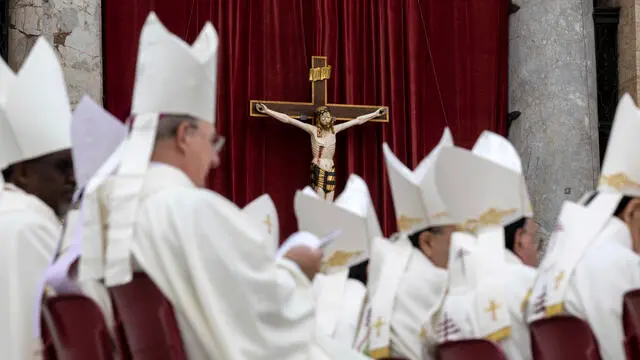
top-left (102, 0), bottom-right (509, 239)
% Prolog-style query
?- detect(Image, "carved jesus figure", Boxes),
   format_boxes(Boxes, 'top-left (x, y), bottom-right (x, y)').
top-left (255, 103), bottom-right (386, 201)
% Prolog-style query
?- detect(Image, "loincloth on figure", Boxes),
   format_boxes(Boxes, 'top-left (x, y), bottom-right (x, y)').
top-left (310, 162), bottom-right (336, 193)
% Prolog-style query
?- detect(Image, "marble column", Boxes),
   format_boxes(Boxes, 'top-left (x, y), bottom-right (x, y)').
top-left (617, 0), bottom-right (639, 101)
top-left (8, 0), bottom-right (102, 107)
top-left (508, 0), bottom-right (600, 250)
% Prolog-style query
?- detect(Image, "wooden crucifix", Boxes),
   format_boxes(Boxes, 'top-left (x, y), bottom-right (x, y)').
top-left (250, 56), bottom-right (389, 201)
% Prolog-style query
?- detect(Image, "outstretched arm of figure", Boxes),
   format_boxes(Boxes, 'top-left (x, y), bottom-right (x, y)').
top-left (334, 107), bottom-right (387, 134)
top-left (255, 103), bottom-right (316, 134)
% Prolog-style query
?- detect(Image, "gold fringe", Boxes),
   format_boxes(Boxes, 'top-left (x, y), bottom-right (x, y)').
top-left (545, 303), bottom-right (564, 317)
top-left (485, 326), bottom-right (511, 342)
top-left (368, 346), bottom-right (390, 358)
top-left (521, 289), bottom-right (532, 313)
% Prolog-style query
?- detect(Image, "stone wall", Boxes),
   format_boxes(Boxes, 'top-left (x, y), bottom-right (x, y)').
top-left (8, 0), bottom-right (102, 107)
top-left (508, 0), bottom-right (600, 250)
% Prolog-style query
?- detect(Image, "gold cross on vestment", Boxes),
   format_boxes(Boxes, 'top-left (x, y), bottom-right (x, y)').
top-left (373, 317), bottom-right (385, 337)
top-left (249, 56), bottom-right (388, 123)
top-left (264, 215), bottom-right (272, 234)
top-left (554, 271), bottom-right (565, 290)
top-left (485, 300), bottom-right (501, 321)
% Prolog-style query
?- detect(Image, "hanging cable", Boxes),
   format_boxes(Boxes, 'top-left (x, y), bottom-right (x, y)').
top-left (416, 0), bottom-right (449, 126)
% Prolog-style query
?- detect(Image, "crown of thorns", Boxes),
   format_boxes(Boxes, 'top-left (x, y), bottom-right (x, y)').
top-left (315, 106), bottom-right (331, 116)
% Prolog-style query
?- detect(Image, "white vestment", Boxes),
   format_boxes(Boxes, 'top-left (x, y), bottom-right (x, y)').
top-left (530, 218), bottom-right (640, 360)
top-left (357, 235), bottom-right (446, 359)
top-left (426, 250), bottom-right (535, 360)
top-left (98, 164), bottom-right (370, 360)
top-left (312, 269), bottom-right (366, 347)
top-left (0, 184), bottom-right (60, 360)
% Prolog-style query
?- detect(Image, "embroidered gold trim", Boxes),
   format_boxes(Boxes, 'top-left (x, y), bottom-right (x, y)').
top-left (432, 211), bottom-right (449, 219)
top-left (484, 300), bottom-right (502, 321)
top-left (521, 289), bottom-right (532, 314)
top-left (554, 271), bottom-right (565, 290)
top-left (397, 214), bottom-right (422, 232)
top-left (457, 208), bottom-right (518, 233)
top-left (545, 303), bottom-right (564, 317)
top-left (368, 346), bottom-right (390, 359)
top-left (322, 250), bottom-right (363, 269)
top-left (263, 215), bottom-right (273, 234)
top-left (485, 326), bottom-right (511, 342)
top-left (600, 172), bottom-right (640, 191)
top-left (420, 326), bottom-right (427, 341)
top-left (372, 317), bottom-right (385, 337)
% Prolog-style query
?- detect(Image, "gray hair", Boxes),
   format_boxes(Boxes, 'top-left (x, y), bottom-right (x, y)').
top-left (155, 114), bottom-right (199, 141)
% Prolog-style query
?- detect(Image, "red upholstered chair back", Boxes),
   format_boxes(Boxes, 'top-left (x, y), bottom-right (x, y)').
top-left (435, 339), bottom-right (508, 360)
top-left (530, 315), bottom-right (601, 360)
top-left (109, 272), bottom-right (186, 360)
top-left (623, 289), bottom-right (640, 360)
top-left (42, 294), bottom-right (114, 360)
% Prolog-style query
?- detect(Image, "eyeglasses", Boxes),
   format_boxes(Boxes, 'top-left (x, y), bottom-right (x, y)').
top-left (212, 134), bottom-right (225, 152)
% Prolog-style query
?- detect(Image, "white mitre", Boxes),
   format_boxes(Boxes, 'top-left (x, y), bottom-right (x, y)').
top-left (335, 174), bottom-right (383, 247)
top-left (471, 131), bottom-right (533, 218)
top-left (599, 94), bottom-right (640, 198)
top-left (243, 194), bottom-right (280, 255)
top-left (294, 174), bottom-right (379, 272)
top-left (91, 13), bottom-right (219, 286)
top-left (434, 147), bottom-right (530, 233)
top-left (1, 37), bottom-right (71, 172)
top-left (71, 96), bottom-right (126, 201)
top-left (0, 58), bottom-right (13, 96)
top-left (306, 175), bottom-right (377, 342)
top-left (0, 58), bottom-right (16, 192)
top-left (383, 127), bottom-right (454, 234)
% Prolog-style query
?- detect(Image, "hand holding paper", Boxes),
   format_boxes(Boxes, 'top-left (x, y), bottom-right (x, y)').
top-left (276, 230), bottom-right (341, 258)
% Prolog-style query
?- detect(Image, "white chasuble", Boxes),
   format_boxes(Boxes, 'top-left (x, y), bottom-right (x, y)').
top-left (100, 164), bottom-right (370, 360)
top-left (424, 233), bottom-right (535, 360)
top-left (0, 184), bottom-right (61, 360)
top-left (312, 269), bottom-right (366, 347)
top-left (527, 216), bottom-right (640, 360)
top-left (498, 251), bottom-right (536, 360)
top-left (356, 235), bottom-right (446, 359)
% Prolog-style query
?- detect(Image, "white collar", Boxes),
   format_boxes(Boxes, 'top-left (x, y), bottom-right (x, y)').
top-left (594, 216), bottom-right (633, 250)
top-left (2, 183), bottom-right (61, 225)
top-left (504, 249), bottom-right (523, 265)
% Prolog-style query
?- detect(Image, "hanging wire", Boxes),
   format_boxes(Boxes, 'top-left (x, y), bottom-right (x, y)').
top-left (185, 0), bottom-right (197, 39)
top-left (416, 0), bottom-right (449, 127)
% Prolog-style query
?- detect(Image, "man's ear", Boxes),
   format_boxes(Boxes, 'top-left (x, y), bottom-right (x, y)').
top-left (622, 198), bottom-right (640, 224)
top-left (174, 120), bottom-right (194, 153)
top-left (418, 231), bottom-right (434, 258)
top-left (513, 227), bottom-right (524, 250)
top-left (11, 163), bottom-right (31, 189)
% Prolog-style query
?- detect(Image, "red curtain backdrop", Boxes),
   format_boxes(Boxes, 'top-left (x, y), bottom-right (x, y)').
top-left (102, 0), bottom-right (509, 240)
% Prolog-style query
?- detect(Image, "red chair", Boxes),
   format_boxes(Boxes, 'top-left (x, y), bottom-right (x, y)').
top-left (42, 294), bottom-right (114, 360)
top-left (109, 272), bottom-right (186, 360)
top-left (41, 315), bottom-right (57, 360)
top-left (435, 339), bottom-right (508, 360)
top-left (530, 315), bottom-right (601, 360)
top-left (623, 289), bottom-right (640, 360)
